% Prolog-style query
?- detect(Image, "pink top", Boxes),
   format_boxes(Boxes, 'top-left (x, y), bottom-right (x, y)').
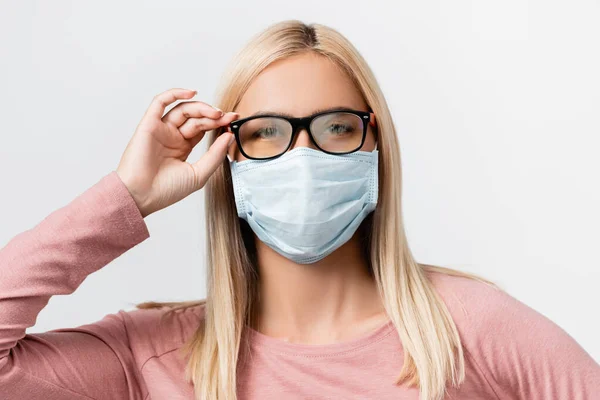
top-left (1, 171), bottom-right (599, 400)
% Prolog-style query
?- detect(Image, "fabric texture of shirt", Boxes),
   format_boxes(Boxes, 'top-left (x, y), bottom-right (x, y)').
top-left (0, 171), bottom-right (599, 399)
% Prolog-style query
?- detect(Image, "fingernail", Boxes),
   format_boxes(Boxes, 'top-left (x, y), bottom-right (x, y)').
top-left (213, 106), bottom-right (224, 116)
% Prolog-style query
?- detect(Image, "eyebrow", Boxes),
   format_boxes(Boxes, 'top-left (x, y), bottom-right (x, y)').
top-left (248, 106), bottom-right (361, 118)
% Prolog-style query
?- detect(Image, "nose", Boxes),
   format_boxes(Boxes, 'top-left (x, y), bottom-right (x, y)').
top-left (289, 127), bottom-right (318, 151)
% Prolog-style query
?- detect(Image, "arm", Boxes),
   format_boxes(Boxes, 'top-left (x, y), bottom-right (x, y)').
top-left (461, 279), bottom-right (600, 399)
top-left (0, 171), bottom-right (150, 400)
top-left (0, 87), bottom-right (238, 400)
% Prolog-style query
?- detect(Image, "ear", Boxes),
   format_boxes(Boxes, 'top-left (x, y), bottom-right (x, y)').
top-left (369, 112), bottom-right (377, 127)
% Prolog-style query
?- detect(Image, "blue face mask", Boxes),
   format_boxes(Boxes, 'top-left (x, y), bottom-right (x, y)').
top-left (228, 145), bottom-right (378, 264)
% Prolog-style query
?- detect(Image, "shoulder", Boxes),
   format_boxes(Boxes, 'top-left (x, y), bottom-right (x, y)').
top-left (423, 267), bottom-right (571, 344)
top-left (117, 302), bottom-right (207, 361)
top-left (424, 268), bottom-right (513, 328)
top-left (423, 267), bottom-right (578, 351)
top-left (424, 268), bottom-right (600, 399)
top-left (423, 268), bottom-right (523, 359)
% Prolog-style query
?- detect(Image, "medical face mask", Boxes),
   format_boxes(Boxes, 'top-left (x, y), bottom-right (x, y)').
top-left (228, 144), bottom-right (378, 264)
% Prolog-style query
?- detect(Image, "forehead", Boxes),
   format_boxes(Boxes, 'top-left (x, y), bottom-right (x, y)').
top-left (234, 52), bottom-right (367, 118)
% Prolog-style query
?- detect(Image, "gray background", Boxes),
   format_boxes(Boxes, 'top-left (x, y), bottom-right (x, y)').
top-left (1, 0), bottom-right (598, 362)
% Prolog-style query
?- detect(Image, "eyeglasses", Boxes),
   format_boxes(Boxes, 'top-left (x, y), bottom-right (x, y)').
top-left (227, 108), bottom-right (377, 160)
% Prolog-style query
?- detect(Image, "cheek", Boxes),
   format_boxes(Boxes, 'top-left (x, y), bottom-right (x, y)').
top-left (228, 143), bottom-right (247, 162)
top-left (360, 128), bottom-right (377, 151)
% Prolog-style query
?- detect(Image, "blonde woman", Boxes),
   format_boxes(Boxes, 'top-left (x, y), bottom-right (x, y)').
top-left (1, 20), bottom-right (598, 400)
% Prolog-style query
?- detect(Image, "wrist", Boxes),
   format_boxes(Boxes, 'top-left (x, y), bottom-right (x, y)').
top-left (115, 170), bottom-right (151, 218)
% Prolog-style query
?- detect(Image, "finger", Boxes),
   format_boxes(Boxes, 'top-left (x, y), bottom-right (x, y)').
top-left (144, 88), bottom-right (197, 120)
top-left (163, 101), bottom-right (227, 127)
top-left (189, 132), bottom-right (235, 190)
top-left (178, 112), bottom-right (239, 139)
top-left (185, 118), bottom-right (237, 152)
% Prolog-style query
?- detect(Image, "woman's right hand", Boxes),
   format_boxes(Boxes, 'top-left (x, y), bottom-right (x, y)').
top-left (116, 88), bottom-right (239, 218)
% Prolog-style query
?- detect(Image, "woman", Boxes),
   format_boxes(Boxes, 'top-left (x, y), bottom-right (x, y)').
top-left (1, 20), bottom-right (598, 400)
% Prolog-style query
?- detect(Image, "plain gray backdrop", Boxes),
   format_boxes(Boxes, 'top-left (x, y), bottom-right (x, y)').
top-left (1, 0), bottom-right (598, 362)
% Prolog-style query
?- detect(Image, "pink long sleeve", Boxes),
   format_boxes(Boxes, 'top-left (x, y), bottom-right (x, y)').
top-left (0, 171), bottom-right (151, 399)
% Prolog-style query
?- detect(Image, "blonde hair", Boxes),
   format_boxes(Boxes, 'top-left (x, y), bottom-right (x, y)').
top-left (136, 20), bottom-right (500, 400)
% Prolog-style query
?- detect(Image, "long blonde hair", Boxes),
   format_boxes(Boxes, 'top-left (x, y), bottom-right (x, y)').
top-left (136, 20), bottom-right (500, 400)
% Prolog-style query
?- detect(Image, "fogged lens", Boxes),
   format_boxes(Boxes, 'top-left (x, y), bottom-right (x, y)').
top-left (238, 117), bottom-right (292, 159)
top-left (310, 112), bottom-right (364, 153)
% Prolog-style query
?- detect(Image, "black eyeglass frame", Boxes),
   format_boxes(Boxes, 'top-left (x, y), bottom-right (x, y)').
top-left (227, 108), bottom-right (376, 160)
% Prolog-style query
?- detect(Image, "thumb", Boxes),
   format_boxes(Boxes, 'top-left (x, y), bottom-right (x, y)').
top-left (190, 132), bottom-right (235, 191)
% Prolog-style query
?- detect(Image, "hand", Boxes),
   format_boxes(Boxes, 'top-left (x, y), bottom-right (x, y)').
top-left (116, 88), bottom-right (239, 218)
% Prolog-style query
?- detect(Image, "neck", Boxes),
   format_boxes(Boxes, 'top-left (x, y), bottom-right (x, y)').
top-left (251, 231), bottom-right (388, 344)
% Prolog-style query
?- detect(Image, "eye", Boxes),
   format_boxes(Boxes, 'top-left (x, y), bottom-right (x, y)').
top-left (326, 123), bottom-right (355, 135)
top-left (252, 126), bottom-right (281, 139)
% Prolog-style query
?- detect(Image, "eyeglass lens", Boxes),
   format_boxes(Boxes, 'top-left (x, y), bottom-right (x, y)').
top-left (237, 112), bottom-right (365, 159)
